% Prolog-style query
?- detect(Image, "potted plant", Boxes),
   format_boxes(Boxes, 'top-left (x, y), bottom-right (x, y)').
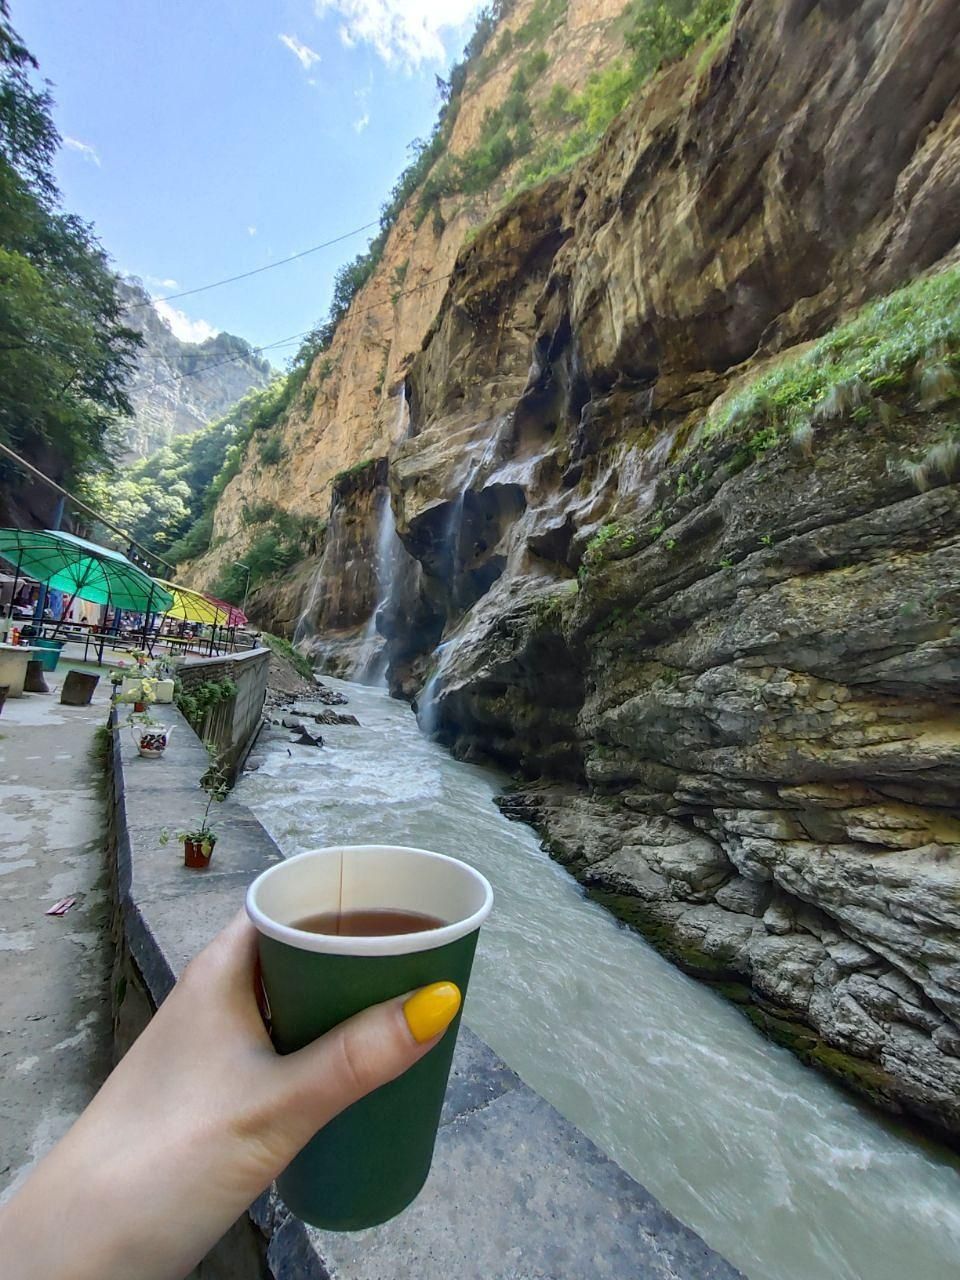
top-left (160, 750), bottom-right (229, 868)
top-left (116, 674), bottom-right (157, 714)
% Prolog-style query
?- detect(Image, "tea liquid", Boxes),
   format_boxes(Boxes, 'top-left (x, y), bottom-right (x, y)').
top-left (292, 908), bottom-right (445, 937)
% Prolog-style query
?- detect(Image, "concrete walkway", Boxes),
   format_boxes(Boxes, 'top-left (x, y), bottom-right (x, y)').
top-left (0, 665), bottom-right (114, 1202)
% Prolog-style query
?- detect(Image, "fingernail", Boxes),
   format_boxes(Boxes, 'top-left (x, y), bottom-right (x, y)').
top-left (403, 982), bottom-right (461, 1044)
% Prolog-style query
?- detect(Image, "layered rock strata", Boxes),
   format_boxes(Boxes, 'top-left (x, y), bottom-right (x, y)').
top-left (373, 0), bottom-right (960, 1136)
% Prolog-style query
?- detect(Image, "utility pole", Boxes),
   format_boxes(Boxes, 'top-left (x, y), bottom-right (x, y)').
top-left (237, 562), bottom-right (251, 615)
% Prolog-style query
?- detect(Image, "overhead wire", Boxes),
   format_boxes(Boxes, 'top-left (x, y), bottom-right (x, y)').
top-left (126, 108), bottom-right (803, 392)
top-left (125, 220), bottom-right (381, 308)
top-left (136, 267), bottom-right (459, 393)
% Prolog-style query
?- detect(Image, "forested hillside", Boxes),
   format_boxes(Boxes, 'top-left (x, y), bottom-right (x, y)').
top-left (0, 0), bottom-right (139, 527)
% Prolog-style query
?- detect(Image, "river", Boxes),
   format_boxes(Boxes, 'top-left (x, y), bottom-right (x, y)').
top-left (237, 676), bottom-right (960, 1280)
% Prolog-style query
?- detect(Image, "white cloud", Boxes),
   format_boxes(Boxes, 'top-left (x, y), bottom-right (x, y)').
top-left (353, 111), bottom-right (370, 133)
top-left (153, 299), bottom-right (219, 345)
top-left (145, 274), bottom-right (179, 290)
top-left (279, 33), bottom-right (322, 70)
top-left (314, 1), bottom-right (482, 67)
top-left (247, 225), bottom-right (257, 236)
top-left (63, 136), bottom-right (100, 166)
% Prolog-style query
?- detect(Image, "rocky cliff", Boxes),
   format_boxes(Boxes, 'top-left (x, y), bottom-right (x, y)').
top-left (119, 280), bottom-right (273, 459)
top-left (197, 0), bottom-right (960, 1139)
top-left (182, 0), bottom-right (641, 601)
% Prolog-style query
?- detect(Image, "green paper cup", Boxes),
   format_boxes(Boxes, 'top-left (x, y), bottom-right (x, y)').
top-left (246, 843), bottom-right (493, 1231)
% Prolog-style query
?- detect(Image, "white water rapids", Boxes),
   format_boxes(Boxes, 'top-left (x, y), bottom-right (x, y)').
top-left (237, 677), bottom-right (960, 1280)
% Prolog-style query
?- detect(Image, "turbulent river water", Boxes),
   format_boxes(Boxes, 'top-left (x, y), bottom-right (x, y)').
top-left (237, 676), bottom-right (960, 1280)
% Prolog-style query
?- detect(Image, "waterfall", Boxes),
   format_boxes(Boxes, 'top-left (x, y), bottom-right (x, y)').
top-left (292, 562), bottom-right (324, 649)
top-left (356, 486), bottom-right (398, 684)
top-left (418, 420), bottom-right (507, 732)
top-left (416, 640), bottom-right (453, 736)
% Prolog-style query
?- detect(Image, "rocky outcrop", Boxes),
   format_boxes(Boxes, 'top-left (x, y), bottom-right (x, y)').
top-left (119, 280), bottom-right (272, 459)
top-left (370, 0), bottom-right (960, 1137)
top-left (183, 0), bottom-right (644, 596)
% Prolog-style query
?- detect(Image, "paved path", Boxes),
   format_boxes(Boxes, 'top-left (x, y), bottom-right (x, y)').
top-left (0, 665), bottom-right (114, 1202)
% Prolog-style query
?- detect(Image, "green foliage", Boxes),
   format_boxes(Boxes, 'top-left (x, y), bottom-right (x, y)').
top-left (581, 520), bottom-right (641, 574)
top-left (211, 505), bottom-right (323, 603)
top-left (702, 267), bottom-right (960, 452)
top-left (516, 0), bottom-right (568, 44)
top-left (259, 433), bottom-right (285, 466)
top-left (159, 743), bottom-right (230, 844)
top-left (174, 677), bottom-right (237, 732)
top-left (508, 0), bottom-right (733, 199)
top-left (259, 630), bottom-right (315, 680)
top-left (390, 259), bottom-right (409, 304)
top-left (0, 3), bottom-right (142, 512)
top-left (511, 50), bottom-right (549, 95)
top-left (626, 0), bottom-right (734, 78)
top-left (90, 379), bottom-right (290, 566)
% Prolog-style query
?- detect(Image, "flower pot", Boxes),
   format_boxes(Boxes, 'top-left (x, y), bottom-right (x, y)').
top-left (133, 701), bottom-right (146, 713)
top-left (184, 835), bottom-right (216, 868)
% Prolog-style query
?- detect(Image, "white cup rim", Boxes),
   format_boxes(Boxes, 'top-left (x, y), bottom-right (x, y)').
top-left (245, 843), bottom-right (494, 956)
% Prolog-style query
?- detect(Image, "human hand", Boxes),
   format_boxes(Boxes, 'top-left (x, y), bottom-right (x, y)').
top-left (0, 911), bottom-right (461, 1280)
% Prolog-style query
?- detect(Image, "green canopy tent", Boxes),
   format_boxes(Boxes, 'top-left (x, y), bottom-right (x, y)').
top-left (0, 529), bottom-right (174, 662)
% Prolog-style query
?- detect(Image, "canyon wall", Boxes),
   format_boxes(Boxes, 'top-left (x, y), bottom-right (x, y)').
top-left (182, 0), bottom-right (639, 602)
top-left (391, 0), bottom-right (960, 1137)
top-left (199, 0), bottom-right (960, 1138)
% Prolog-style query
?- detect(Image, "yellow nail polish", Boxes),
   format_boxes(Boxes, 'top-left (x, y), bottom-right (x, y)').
top-left (403, 982), bottom-right (461, 1044)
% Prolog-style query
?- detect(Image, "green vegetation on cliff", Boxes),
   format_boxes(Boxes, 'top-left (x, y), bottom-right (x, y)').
top-left (0, 2), bottom-right (141, 519)
top-left (580, 266), bottom-right (960, 578)
top-left (702, 266), bottom-right (960, 454)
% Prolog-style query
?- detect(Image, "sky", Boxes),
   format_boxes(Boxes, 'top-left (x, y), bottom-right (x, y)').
top-left (14, 0), bottom-right (484, 359)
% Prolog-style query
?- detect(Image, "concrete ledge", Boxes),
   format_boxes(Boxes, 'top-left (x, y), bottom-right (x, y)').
top-left (109, 705), bottom-right (742, 1280)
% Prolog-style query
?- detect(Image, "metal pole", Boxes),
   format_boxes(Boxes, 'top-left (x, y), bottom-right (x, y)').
top-left (33, 496), bottom-right (65, 627)
top-left (141, 585), bottom-right (155, 653)
top-left (237, 562), bottom-right (251, 616)
top-left (7, 548), bottom-right (22, 620)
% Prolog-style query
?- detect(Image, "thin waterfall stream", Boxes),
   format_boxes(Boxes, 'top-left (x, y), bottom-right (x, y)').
top-left (238, 676), bottom-right (960, 1280)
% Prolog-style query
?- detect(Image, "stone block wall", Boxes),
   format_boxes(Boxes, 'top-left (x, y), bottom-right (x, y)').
top-left (177, 647), bottom-right (270, 775)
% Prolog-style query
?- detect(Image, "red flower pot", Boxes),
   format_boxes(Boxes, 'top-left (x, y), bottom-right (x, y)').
top-left (133, 701), bottom-right (146, 713)
top-left (183, 836), bottom-right (216, 868)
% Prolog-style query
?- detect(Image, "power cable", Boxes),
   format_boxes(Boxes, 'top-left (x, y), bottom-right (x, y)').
top-left (125, 220), bottom-right (381, 308)
top-left (136, 268), bottom-right (459, 393)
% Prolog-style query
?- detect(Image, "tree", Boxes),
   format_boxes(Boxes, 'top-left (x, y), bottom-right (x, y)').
top-left (0, 0), bottom-right (141, 522)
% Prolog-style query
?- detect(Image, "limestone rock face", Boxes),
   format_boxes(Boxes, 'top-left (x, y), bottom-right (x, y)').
top-left (372, 0), bottom-right (960, 1136)
top-left (118, 280), bottom-right (272, 459)
top-left (184, 0), bottom-right (637, 598)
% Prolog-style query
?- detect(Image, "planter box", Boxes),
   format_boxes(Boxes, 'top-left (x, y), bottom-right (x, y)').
top-left (120, 676), bottom-right (174, 703)
top-left (153, 678), bottom-right (175, 704)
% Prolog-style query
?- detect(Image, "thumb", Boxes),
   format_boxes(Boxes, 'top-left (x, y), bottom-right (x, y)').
top-left (276, 982), bottom-right (461, 1145)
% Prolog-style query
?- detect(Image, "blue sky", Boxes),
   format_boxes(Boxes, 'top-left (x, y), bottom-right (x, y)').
top-left (14, 0), bottom-right (483, 359)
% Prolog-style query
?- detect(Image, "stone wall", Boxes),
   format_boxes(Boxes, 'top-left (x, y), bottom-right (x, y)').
top-left (177, 648), bottom-right (270, 775)
top-left (105, 699), bottom-right (742, 1280)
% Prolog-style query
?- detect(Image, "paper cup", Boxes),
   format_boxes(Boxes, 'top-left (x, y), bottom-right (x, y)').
top-left (246, 844), bottom-right (493, 1231)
